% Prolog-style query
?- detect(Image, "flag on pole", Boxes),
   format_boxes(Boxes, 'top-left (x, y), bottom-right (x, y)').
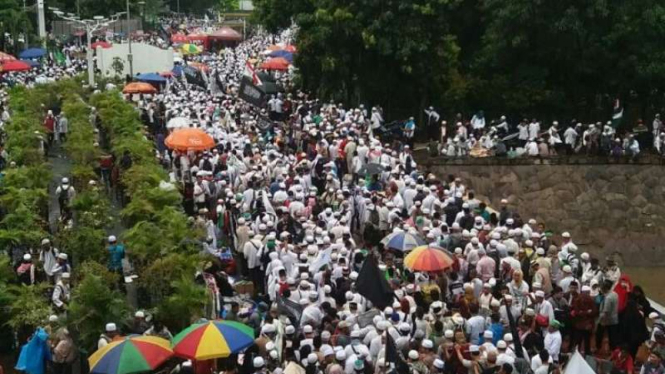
top-left (244, 61), bottom-right (263, 86)
top-left (54, 50), bottom-right (66, 66)
top-left (355, 256), bottom-right (394, 309)
top-left (611, 98), bottom-right (623, 129)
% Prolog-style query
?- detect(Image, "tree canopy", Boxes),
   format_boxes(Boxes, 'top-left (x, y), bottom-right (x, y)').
top-left (253, 0), bottom-right (665, 122)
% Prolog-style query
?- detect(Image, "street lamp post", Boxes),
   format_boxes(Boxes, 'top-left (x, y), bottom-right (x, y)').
top-left (51, 9), bottom-right (124, 87)
top-left (126, 0), bottom-right (133, 77)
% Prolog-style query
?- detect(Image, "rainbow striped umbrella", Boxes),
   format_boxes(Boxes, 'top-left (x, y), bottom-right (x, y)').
top-left (172, 321), bottom-right (254, 360)
top-left (88, 336), bottom-right (173, 374)
top-left (404, 245), bottom-right (454, 272)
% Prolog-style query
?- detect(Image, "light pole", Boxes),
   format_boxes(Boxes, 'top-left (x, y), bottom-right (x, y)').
top-left (51, 9), bottom-right (124, 87)
top-left (126, 0), bottom-right (133, 77)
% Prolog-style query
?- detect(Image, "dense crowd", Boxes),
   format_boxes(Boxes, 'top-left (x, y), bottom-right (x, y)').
top-left (1, 22), bottom-right (663, 374)
top-left (425, 109), bottom-right (665, 159)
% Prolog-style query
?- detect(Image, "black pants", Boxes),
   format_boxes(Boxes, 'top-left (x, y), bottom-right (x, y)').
top-left (249, 267), bottom-right (264, 295)
top-left (572, 328), bottom-right (591, 355)
top-left (52, 362), bottom-right (71, 374)
top-left (596, 323), bottom-right (620, 351)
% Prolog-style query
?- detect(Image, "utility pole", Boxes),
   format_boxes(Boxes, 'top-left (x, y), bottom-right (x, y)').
top-left (126, 0), bottom-right (133, 77)
top-left (51, 9), bottom-right (124, 87)
top-left (37, 0), bottom-right (46, 45)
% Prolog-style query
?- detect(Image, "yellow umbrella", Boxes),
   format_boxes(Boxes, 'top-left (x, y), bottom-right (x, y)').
top-left (181, 44), bottom-right (202, 55)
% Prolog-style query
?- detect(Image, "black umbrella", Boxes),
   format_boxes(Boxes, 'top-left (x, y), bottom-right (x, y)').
top-left (358, 163), bottom-right (384, 175)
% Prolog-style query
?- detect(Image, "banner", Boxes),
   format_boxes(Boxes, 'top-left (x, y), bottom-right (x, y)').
top-left (238, 76), bottom-right (266, 107)
top-left (276, 295), bottom-right (303, 327)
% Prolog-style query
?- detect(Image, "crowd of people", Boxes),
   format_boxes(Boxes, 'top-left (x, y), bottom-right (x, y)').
top-left (424, 109), bottom-right (665, 159)
top-left (1, 19), bottom-right (664, 374)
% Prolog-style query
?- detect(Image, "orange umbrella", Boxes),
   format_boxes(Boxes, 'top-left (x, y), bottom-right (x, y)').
top-left (260, 57), bottom-right (290, 71)
top-left (404, 246), bottom-right (454, 272)
top-left (282, 45), bottom-right (297, 53)
top-left (165, 128), bottom-right (215, 151)
top-left (0, 52), bottom-right (16, 62)
top-left (122, 82), bottom-right (157, 94)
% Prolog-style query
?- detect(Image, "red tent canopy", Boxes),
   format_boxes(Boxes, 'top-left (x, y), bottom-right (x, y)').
top-left (260, 57), bottom-right (290, 71)
top-left (0, 60), bottom-right (31, 72)
top-left (208, 27), bottom-right (242, 41)
top-left (171, 33), bottom-right (188, 43)
top-left (187, 33), bottom-right (210, 49)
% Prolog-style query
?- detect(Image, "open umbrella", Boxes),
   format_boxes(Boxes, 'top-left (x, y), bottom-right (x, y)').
top-left (20, 59), bottom-right (40, 68)
top-left (0, 52), bottom-right (16, 62)
top-left (122, 82), bottom-right (157, 94)
top-left (136, 73), bottom-right (167, 83)
top-left (358, 163), bottom-right (384, 175)
top-left (208, 27), bottom-right (242, 41)
top-left (0, 60), bottom-right (31, 72)
top-left (165, 128), bottom-right (215, 151)
top-left (166, 117), bottom-right (190, 129)
top-left (91, 41), bottom-right (112, 49)
top-left (268, 50), bottom-right (294, 63)
top-left (19, 48), bottom-right (46, 59)
top-left (172, 320), bottom-right (254, 360)
top-left (404, 245), bottom-right (454, 272)
top-left (88, 336), bottom-right (173, 374)
top-left (260, 57), bottom-right (290, 71)
top-left (381, 231), bottom-right (425, 252)
top-left (181, 44), bottom-right (201, 55)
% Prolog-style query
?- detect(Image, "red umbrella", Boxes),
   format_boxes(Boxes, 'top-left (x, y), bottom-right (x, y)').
top-left (0, 52), bottom-right (16, 62)
top-left (260, 57), bottom-right (290, 71)
top-left (0, 60), bottom-right (31, 72)
top-left (283, 45), bottom-right (297, 53)
top-left (91, 41), bottom-right (112, 49)
top-left (208, 27), bottom-right (242, 41)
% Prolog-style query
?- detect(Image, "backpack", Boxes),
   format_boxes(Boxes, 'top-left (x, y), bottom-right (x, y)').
top-left (58, 187), bottom-right (70, 204)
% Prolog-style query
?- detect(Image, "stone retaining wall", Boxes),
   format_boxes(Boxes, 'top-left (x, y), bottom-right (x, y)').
top-left (417, 156), bottom-right (665, 266)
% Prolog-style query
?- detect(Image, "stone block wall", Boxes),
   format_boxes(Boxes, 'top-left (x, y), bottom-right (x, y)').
top-left (417, 157), bottom-right (665, 266)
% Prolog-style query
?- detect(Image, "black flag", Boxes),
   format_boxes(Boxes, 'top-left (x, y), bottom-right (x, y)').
top-left (276, 295), bottom-right (303, 327)
top-left (506, 304), bottom-right (524, 359)
top-left (355, 256), bottom-right (394, 309)
top-left (385, 332), bottom-right (409, 373)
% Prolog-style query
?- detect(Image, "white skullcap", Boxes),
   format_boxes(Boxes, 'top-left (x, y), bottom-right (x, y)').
top-left (335, 350), bottom-right (346, 361)
top-left (422, 339), bottom-right (434, 349)
top-left (408, 350), bottom-right (419, 360)
top-left (307, 353), bottom-right (318, 364)
top-left (105, 323), bottom-right (117, 332)
top-left (434, 359), bottom-right (445, 369)
top-left (303, 325), bottom-right (313, 334)
top-left (497, 340), bottom-right (507, 349)
top-left (253, 357), bottom-right (265, 368)
top-left (135, 311), bottom-right (145, 318)
top-left (483, 330), bottom-right (493, 339)
top-left (504, 333), bottom-right (513, 342)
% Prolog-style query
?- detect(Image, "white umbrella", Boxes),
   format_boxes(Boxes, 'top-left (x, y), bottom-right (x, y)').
top-left (167, 117), bottom-right (189, 129)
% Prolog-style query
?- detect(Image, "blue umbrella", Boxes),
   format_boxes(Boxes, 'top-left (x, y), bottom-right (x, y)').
top-left (268, 50), bottom-right (294, 62)
top-left (381, 231), bottom-right (426, 252)
top-left (20, 59), bottom-right (40, 67)
top-left (136, 72), bottom-right (167, 83)
top-left (19, 48), bottom-right (46, 59)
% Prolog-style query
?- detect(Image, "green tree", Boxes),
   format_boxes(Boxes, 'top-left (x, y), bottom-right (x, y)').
top-left (66, 273), bottom-right (130, 351)
top-left (156, 275), bottom-right (207, 332)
